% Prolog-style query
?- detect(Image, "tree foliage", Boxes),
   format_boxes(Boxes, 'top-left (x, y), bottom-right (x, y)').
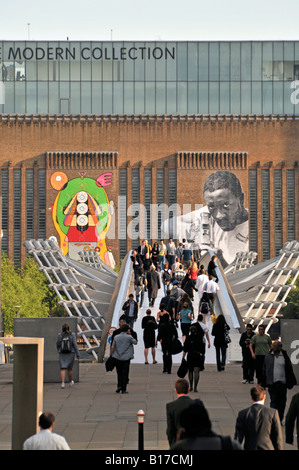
top-left (281, 276), bottom-right (299, 320)
top-left (1, 254), bottom-right (64, 335)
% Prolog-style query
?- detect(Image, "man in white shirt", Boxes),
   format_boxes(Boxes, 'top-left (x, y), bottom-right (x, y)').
top-left (166, 238), bottom-right (176, 268)
top-left (195, 269), bottom-right (209, 302)
top-left (203, 274), bottom-right (219, 310)
top-left (23, 412), bottom-right (70, 450)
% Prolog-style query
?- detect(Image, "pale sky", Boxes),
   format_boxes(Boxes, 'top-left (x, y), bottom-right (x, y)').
top-left (1, 0), bottom-right (299, 42)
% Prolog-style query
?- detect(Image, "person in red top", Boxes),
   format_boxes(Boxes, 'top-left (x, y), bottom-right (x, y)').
top-left (188, 262), bottom-right (199, 280)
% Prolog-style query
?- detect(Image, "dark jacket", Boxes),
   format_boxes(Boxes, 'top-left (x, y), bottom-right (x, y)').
top-left (166, 395), bottom-right (197, 445)
top-left (285, 392), bottom-right (299, 448)
top-left (111, 327), bottom-right (138, 346)
top-left (262, 349), bottom-right (297, 390)
top-left (122, 299), bottom-right (138, 321)
top-left (146, 270), bottom-right (161, 298)
top-left (234, 403), bottom-right (283, 450)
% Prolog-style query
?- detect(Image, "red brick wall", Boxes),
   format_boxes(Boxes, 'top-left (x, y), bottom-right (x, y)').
top-left (0, 114), bottom-right (298, 264)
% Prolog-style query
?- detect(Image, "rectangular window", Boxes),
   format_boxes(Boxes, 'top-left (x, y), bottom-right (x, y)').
top-left (13, 169), bottom-right (22, 267)
top-left (144, 168), bottom-right (152, 244)
top-left (198, 43), bottom-right (209, 81)
top-left (156, 82), bottom-right (166, 114)
top-left (274, 169), bottom-right (282, 255)
top-left (209, 42), bottom-right (219, 81)
top-left (156, 169), bottom-right (164, 240)
top-left (249, 170), bottom-right (257, 253)
top-left (131, 168), bottom-right (140, 243)
top-left (38, 169), bottom-right (46, 239)
top-left (168, 169), bottom-right (177, 239)
top-left (26, 169), bottom-right (34, 239)
top-left (118, 168), bottom-right (127, 260)
top-left (220, 42), bottom-right (230, 81)
top-left (286, 170), bottom-right (295, 241)
top-left (1, 169), bottom-right (9, 254)
top-left (261, 169), bottom-right (270, 260)
top-left (187, 42), bottom-right (198, 81)
top-left (231, 42), bottom-right (241, 81)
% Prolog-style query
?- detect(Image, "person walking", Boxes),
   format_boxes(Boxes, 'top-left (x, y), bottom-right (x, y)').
top-left (181, 272), bottom-right (195, 300)
top-left (239, 324), bottom-right (255, 384)
top-left (146, 264), bottom-right (161, 307)
top-left (166, 378), bottom-right (196, 447)
top-left (141, 309), bottom-right (158, 364)
top-left (157, 313), bottom-right (178, 374)
top-left (249, 324), bottom-right (272, 384)
top-left (23, 412), bottom-right (71, 450)
top-left (171, 400), bottom-right (243, 450)
top-left (195, 268), bottom-right (208, 304)
top-left (156, 303), bottom-right (170, 324)
top-left (207, 255), bottom-right (218, 282)
top-left (188, 262), bottom-right (198, 281)
top-left (134, 267), bottom-right (145, 308)
top-left (56, 323), bottom-right (80, 389)
top-left (262, 340), bottom-right (297, 422)
top-left (122, 293), bottom-right (138, 329)
top-left (110, 323), bottom-right (137, 394)
top-left (234, 385), bottom-right (283, 450)
top-left (177, 301), bottom-right (193, 343)
top-left (158, 239), bottom-right (167, 271)
top-left (172, 264), bottom-right (186, 286)
top-left (194, 313), bottom-right (211, 356)
top-left (182, 325), bottom-right (205, 392)
top-left (211, 314), bottom-right (230, 371)
top-left (182, 240), bottom-right (193, 269)
top-left (151, 241), bottom-right (159, 269)
top-left (166, 238), bottom-right (176, 269)
top-left (159, 289), bottom-right (176, 321)
top-left (203, 274), bottom-right (219, 311)
top-left (110, 316), bottom-right (138, 349)
top-left (285, 392), bottom-right (299, 449)
top-left (162, 262), bottom-right (172, 294)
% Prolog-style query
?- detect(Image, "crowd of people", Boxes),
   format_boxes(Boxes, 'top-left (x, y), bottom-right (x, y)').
top-left (115, 237), bottom-right (299, 450)
top-left (129, 238), bottom-right (230, 377)
top-left (22, 238), bottom-right (298, 450)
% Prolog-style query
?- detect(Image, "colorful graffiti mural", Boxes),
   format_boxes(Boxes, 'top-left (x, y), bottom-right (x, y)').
top-left (50, 171), bottom-right (115, 268)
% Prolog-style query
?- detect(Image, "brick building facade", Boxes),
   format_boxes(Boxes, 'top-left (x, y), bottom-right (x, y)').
top-left (0, 112), bottom-right (297, 266)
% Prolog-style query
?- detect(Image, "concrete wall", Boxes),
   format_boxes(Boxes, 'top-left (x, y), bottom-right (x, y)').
top-left (14, 317), bottom-right (79, 383)
top-left (281, 319), bottom-right (299, 383)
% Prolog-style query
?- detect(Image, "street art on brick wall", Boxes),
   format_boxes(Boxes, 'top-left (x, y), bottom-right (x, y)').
top-left (50, 171), bottom-right (115, 268)
top-left (164, 170), bottom-right (249, 268)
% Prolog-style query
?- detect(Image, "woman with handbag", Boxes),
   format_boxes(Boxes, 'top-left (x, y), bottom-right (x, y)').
top-left (182, 325), bottom-right (205, 391)
top-left (211, 314), bottom-right (230, 372)
top-left (157, 313), bottom-right (178, 374)
top-left (141, 309), bottom-right (158, 364)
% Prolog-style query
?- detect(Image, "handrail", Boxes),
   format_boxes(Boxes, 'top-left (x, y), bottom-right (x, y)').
top-left (111, 250), bottom-right (134, 329)
top-left (207, 249), bottom-right (243, 331)
top-left (97, 250), bottom-right (133, 362)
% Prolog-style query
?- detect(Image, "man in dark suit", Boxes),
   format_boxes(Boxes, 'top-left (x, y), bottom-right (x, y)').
top-left (234, 385), bottom-right (283, 450)
top-left (166, 378), bottom-right (199, 447)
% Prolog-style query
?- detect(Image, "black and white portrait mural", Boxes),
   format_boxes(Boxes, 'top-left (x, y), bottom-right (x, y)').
top-left (164, 171), bottom-right (249, 267)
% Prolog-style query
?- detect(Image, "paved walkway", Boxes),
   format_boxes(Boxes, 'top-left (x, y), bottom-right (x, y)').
top-left (0, 273), bottom-right (298, 451)
top-left (0, 362), bottom-right (298, 451)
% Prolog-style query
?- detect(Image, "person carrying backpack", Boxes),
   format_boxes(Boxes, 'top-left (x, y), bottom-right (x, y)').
top-left (57, 323), bottom-right (80, 389)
